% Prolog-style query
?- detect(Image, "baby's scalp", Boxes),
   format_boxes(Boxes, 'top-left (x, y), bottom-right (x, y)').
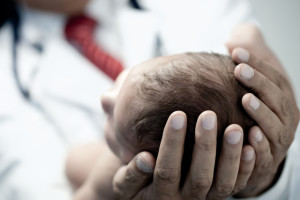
top-left (128, 52), bottom-right (256, 185)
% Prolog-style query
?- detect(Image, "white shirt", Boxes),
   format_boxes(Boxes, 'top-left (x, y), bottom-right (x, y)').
top-left (0, 0), bottom-right (298, 199)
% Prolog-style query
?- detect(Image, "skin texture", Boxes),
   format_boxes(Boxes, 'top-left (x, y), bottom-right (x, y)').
top-left (16, 0), bottom-right (298, 198)
top-left (112, 113), bottom-right (255, 200)
top-left (231, 49), bottom-right (299, 197)
top-left (68, 54), bottom-right (257, 200)
top-left (226, 24), bottom-right (299, 197)
top-left (111, 24), bottom-right (299, 199)
top-left (66, 24), bottom-right (299, 200)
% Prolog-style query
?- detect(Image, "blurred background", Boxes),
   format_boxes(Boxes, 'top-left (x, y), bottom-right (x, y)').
top-left (0, 1), bottom-right (299, 199)
top-left (252, 0), bottom-right (300, 103)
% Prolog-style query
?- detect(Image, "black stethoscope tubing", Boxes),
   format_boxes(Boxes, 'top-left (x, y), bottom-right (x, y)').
top-left (11, 5), bottom-right (31, 100)
top-left (11, 0), bottom-right (142, 101)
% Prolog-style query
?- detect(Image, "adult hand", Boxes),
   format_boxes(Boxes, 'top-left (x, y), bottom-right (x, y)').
top-left (229, 47), bottom-right (300, 197)
top-left (226, 22), bottom-right (299, 197)
top-left (113, 111), bottom-right (256, 200)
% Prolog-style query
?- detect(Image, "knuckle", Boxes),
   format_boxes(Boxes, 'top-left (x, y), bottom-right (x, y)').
top-left (154, 167), bottom-right (180, 184)
top-left (198, 140), bottom-right (215, 152)
top-left (258, 156), bottom-right (273, 171)
top-left (259, 143), bottom-right (271, 155)
top-left (276, 73), bottom-right (289, 90)
top-left (113, 180), bottom-right (128, 199)
top-left (249, 76), bottom-right (269, 100)
top-left (124, 167), bottom-right (139, 184)
top-left (278, 128), bottom-right (291, 148)
top-left (260, 76), bottom-right (272, 93)
top-left (255, 168), bottom-right (277, 182)
top-left (113, 184), bottom-right (130, 200)
top-left (113, 168), bottom-right (139, 199)
top-left (263, 118), bottom-right (278, 136)
top-left (214, 182), bottom-right (235, 198)
top-left (223, 153), bottom-right (240, 163)
top-left (233, 183), bottom-right (246, 194)
top-left (280, 96), bottom-right (291, 120)
top-left (189, 176), bottom-right (212, 198)
top-left (165, 138), bottom-right (183, 151)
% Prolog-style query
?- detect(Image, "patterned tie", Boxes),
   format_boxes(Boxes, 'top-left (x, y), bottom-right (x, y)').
top-left (65, 14), bottom-right (124, 80)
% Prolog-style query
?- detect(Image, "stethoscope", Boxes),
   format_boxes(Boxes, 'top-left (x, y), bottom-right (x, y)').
top-left (10, 4), bottom-right (45, 102)
top-left (10, 4), bottom-right (31, 101)
top-left (9, 0), bottom-right (141, 102)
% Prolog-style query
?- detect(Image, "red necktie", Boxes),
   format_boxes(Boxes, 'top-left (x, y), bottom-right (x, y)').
top-left (65, 15), bottom-right (124, 80)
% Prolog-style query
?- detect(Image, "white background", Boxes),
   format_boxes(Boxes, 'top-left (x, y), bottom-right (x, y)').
top-left (252, 0), bottom-right (300, 103)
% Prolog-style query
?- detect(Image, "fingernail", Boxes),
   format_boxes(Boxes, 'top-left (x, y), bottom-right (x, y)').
top-left (243, 149), bottom-right (254, 161)
top-left (170, 115), bottom-right (185, 130)
top-left (250, 95), bottom-right (260, 110)
top-left (237, 48), bottom-right (249, 62)
top-left (240, 64), bottom-right (254, 80)
top-left (202, 114), bottom-right (216, 130)
top-left (226, 131), bottom-right (242, 144)
top-left (254, 129), bottom-right (263, 142)
top-left (136, 156), bottom-right (153, 173)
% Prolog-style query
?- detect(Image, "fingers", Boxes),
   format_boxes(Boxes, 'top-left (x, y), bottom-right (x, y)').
top-left (234, 63), bottom-right (292, 125)
top-left (232, 48), bottom-right (292, 94)
top-left (241, 93), bottom-right (288, 148)
top-left (235, 126), bottom-right (276, 197)
top-left (232, 145), bottom-right (255, 195)
top-left (182, 111), bottom-right (217, 199)
top-left (153, 111), bottom-right (187, 194)
top-left (248, 126), bottom-right (275, 174)
top-left (113, 152), bottom-right (155, 199)
top-left (207, 124), bottom-right (244, 200)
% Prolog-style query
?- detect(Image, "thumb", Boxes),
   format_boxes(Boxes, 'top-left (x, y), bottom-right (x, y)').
top-left (113, 152), bottom-right (155, 199)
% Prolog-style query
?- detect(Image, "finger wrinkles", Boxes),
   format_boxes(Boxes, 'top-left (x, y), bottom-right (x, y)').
top-left (233, 183), bottom-right (247, 195)
top-left (164, 136), bottom-right (184, 152)
top-left (276, 72), bottom-right (287, 91)
top-left (254, 144), bottom-right (273, 169)
top-left (256, 156), bottom-right (273, 173)
top-left (233, 149), bottom-right (255, 195)
top-left (237, 64), bottom-right (287, 124)
top-left (113, 170), bottom-right (136, 199)
top-left (251, 73), bottom-right (288, 125)
top-left (279, 95), bottom-right (292, 124)
top-left (245, 52), bottom-right (284, 90)
top-left (257, 113), bottom-right (278, 138)
top-left (189, 176), bottom-right (212, 199)
top-left (197, 139), bottom-right (216, 152)
top-left (154, 166), bottom-right (180, 185)
top-left (254, 168), bottom-right (276, 182)
top-left (254, 75), bottom-right (275, 103)
top-left (278, 128), bottom-right (290, 148)
top-left (213, 182), bottom-right (235, 199)
top-left (222, 152), bottom-right (241, 164)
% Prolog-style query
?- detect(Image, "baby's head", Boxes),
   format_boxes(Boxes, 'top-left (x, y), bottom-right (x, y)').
top-left (101, 52), bottom-right (255, 184)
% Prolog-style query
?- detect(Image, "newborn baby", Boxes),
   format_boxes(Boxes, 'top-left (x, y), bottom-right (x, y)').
top-left (67, 52), bottom-right (255, 199)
